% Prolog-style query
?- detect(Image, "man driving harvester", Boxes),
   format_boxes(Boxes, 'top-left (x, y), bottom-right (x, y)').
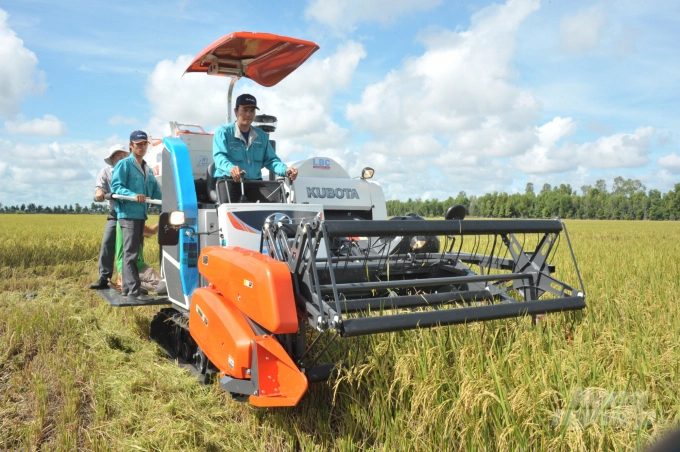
top-left (213, 93), bottom-right (297, 201)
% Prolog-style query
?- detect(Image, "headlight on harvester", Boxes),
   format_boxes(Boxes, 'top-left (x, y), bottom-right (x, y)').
top-left (410, 236), bottom-right (428, 250)
top-left (409, 235), bottom-right (440, 254)
top-left (169, 211), bottom-right (186, 226)
top-left (361, 167), bottom-right (374, 179)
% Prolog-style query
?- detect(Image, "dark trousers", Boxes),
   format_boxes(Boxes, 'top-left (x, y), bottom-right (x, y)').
top-left (118, 218), bottom-right (145, 296)
top-left (97, 211), bottom-right (117, 281)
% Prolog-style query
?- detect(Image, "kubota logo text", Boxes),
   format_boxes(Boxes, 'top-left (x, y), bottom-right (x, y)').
top-left (306, 187), bottom-right (360, 199)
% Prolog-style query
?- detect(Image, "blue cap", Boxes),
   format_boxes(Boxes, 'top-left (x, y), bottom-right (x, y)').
top-left (130, 130), bottom-right (148, 143)
top-left (235, 94), bottom-right (260, 110)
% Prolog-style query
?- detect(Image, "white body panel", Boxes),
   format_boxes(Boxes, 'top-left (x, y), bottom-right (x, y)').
top-left (147, 132), bottom-right (214, 186)
top-left (290, 157), bottom-right (350, 179)
top-left (148, 142), bottom-right (164, 184)
top-left (366, 182), bottom-right (388, 220)
top-left (179, 134), bottom-right (213, 180)
top-left (290, 177), bottom-right (373, 210)
top-left (199, 210), bottom-right (220, 248)
top-left (216, 202), bottom-right (324, 252)
top-left (288, 157), bottom-right (387, 220)
top-left (161, 251), bottom-right (192, 309)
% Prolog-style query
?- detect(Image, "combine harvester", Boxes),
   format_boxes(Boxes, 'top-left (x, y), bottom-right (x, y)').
top-left (99, 32), bottom-right (586, 407)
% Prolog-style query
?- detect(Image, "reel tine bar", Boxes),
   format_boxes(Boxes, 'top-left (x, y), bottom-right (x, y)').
top-left (265, 219), bottom-right (585, 337)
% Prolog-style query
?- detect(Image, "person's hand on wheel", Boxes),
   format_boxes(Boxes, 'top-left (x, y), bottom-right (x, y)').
top-left (230, 166), bottom-right (244, 182)
top-left (286, 167), bottom-right (298, 181)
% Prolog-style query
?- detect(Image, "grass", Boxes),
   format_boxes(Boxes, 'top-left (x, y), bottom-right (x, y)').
top-left (1, 215), bottom-right (679, 450)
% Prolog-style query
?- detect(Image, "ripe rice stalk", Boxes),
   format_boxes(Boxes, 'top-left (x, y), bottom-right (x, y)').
top-left (0, 216), bottom-right (679, 450)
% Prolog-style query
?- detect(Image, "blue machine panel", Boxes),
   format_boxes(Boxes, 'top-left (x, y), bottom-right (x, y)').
top-left (163, 137), bottom-right (199, 298)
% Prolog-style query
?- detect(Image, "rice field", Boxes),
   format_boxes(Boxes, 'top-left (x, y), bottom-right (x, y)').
top-left (0, 214), bottom-right (679, 451)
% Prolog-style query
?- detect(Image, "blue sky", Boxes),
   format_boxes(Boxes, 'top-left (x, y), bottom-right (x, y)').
top-left (0, 0), bottom-right (678, 207)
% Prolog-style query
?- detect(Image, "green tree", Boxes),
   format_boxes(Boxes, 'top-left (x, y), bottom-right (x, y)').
top-left (648, 189), bottom-right (665, 220)
top-left (612, 177), bottom-right (646, 197)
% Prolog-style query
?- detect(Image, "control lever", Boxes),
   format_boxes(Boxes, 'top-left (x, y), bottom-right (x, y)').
top-left (239, 170), bottom-right (248, 203)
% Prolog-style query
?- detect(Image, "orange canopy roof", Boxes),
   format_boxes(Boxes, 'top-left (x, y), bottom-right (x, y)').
top-left (184, 32), bottom-right (319, 87)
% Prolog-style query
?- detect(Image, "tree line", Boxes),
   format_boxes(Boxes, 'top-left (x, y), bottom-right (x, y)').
top-left (0, 202), bottom-right (110, 214)
top-left (387, 177), bottom-right (680, 220)
top-left (0, 202), bottom-right (160, 215)
top-left (2, 177), bottom-right (679, 220)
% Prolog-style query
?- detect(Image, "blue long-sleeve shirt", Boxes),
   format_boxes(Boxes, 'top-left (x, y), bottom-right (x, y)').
top-left (213, 122), bottom-right (288, 180)
top-left (111, 155), bottom-right (162, 220)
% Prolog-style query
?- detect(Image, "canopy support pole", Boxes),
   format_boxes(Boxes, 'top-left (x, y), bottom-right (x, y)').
top-left (227, 77), bottom-right (238, 124)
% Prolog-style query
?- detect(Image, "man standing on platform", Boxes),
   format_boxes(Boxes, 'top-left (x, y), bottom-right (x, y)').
top-left (88, 144), bottom-right (129, 290)
top-left (111, 130), bottom-right (162, 302)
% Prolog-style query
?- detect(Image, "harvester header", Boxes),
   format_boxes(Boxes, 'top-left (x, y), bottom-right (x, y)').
top-left (264, 217), bottom-right (585, 339)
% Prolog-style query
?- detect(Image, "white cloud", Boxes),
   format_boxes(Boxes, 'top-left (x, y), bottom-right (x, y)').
top-left (645, 169), bottom-right (680, 192)
top-left (305, 0), bottom-right (442, 33)
top-left (510, 117), bottom-right (578, 173)
top-left (559, 5), bottom-right (606, 55)
top-left (0, 9), bottom-right (46, 119)
top-left (512, 118), bottom-right (654, 174)
top-left (247, 41), bottom-right (366, 154)
top-left (0, 137), bottom-right (123, 206)
top-left (343, 0), bottom-right (541, 198)
top-left (145, 54), bottom-right (229, 136)
top-left (108, 114), bottom-right (139, 126)
top-left (144, 41), bottom-right (366, 160)
top-left (658, 152), bottom-right (680, 174)
top-left (4, 114), bottom-right (67, 136)
top-left (359, 139), bottom-right (515, 201)
top-left (337, 0), bottom-right (658, 199)
top-left (579, 126), bottom-right (654, 168)
top-left (347, 0), bottom-right (541, 149)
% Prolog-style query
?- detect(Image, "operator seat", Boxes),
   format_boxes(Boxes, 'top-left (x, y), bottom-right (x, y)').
top-left (206, 162), bottom-right (283, 204)
top-left (206, 162), bottom-right (229, 204)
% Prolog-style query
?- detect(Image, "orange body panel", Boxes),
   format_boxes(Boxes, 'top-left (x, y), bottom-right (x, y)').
top-left (190, 287), bottom-right (254, 379)
top-left (184, 32), bottom-right (319, 87)
top-left (248, 335), bottom-right (308, 407)
top-left (199, 246), bottom-right (298, 334)
top-left (189, 288), bottom-right (308, 406)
